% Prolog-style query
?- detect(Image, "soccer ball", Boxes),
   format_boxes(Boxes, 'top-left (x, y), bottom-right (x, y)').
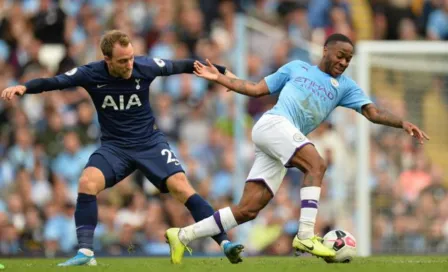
top-left (322, 229), bottom-right (357, 263)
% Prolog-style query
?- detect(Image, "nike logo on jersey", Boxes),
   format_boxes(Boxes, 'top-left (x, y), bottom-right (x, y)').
top-left (97, 84), bottom-right (107, 88)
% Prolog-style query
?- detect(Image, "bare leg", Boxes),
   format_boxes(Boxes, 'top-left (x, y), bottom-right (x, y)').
top-left (231, 181), bottom-right (273, 224)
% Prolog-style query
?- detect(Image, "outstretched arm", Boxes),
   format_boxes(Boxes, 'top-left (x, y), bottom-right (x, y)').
top-left (154, 58), bottom-right (227, 76)
top-left (1, 68), bottom-right (85, 100)
top-left (361, 103), bottom-right (403, 128)
top-left (361, 103), bottom-right (430, 144)
top-left (194, 59), bottom-right (270, 97)
top-left (215, 74), bottom-right (269, 98)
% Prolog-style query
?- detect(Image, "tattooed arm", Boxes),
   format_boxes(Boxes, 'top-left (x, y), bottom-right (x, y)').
top-left (193, 59), bottom-right (270, 97)
top-left (215, 74), bottom-right (270, 97)
top-left (361, 103), bottom-right (430, 144)
top-left (361, 103), bottom-right (403, 128)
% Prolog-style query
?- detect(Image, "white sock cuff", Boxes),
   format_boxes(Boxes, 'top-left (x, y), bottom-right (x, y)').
top-left (219, 207), bottom-right (238, 231)
top-left (300, 186), bottom-right (321, 200)
top-left (79, 248), bottom-right (94, 256)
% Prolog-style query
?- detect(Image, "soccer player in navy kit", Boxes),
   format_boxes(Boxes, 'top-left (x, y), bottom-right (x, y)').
top-left (1, 30), bottom-right (243, 266)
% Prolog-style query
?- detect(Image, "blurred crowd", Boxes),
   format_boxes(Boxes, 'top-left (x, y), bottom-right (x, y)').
top-left (0, 0), bottom-right (447, 257)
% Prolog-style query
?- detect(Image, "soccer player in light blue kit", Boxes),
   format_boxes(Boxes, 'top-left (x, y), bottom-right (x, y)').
top-left (165, 34), bottom-right (429, 262)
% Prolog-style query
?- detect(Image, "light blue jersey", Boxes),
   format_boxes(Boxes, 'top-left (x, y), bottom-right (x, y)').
top-left (265, 60), bottom-right (372, 135)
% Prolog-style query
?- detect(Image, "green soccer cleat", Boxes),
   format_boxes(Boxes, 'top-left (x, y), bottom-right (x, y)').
top-left (165, 228), bottom-right (192, 264)
top-left (292, 235), bottom-right (336, 258)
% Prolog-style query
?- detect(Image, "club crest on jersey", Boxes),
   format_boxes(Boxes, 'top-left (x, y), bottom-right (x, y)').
top-left (293, 133), bottom-right (305, 142)
top-left (330, 78), bottom-right (339, 88)
top-left (135, 79), bottom-right (141, 90)
top-left (102, 94), bottom-right (142, 110)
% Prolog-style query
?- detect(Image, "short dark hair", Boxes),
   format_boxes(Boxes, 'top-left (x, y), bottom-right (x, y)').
top-left (324, 33), bottom-right (354, 47)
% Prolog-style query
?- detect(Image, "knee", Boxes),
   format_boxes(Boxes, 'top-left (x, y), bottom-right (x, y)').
top-left (166, 173), bottom-right (195, 203)
top-left (308, 158), bottom-right (327, 179)
top-left (78, 175), bottom-right (101, 195)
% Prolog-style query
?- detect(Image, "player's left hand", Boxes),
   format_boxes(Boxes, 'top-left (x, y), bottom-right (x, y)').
top-left (402, 121), bottom-right (430, 144)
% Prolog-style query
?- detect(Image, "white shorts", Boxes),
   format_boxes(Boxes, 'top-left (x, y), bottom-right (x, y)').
top-left (246, 114), bottom-right (312, 195)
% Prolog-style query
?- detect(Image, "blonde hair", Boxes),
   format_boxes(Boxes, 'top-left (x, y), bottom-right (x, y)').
top-left (100, 30), bottom-right (131, 58)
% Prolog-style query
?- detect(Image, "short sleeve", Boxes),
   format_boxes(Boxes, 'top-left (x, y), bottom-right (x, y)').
top-left (338, 78), bottom-right (373, 112)
top-left (264, 62), bottom-right (297, 94)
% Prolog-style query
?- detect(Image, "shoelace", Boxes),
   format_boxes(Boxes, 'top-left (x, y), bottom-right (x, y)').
top-left (185, 245), bottom-right (192, 255)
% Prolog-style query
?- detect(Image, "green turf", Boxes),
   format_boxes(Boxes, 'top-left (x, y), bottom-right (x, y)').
top-left (1, 256), bottom-right (448, 272)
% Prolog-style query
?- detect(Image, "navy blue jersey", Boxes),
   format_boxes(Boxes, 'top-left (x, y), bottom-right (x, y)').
top-left (24, 57), bottom-right (226, 147)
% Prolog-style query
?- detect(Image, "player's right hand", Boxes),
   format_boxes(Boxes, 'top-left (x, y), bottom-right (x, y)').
top-left (193, 59), bottom-right (219, 81)
top-left (1, 85), bottom-right (27, 101)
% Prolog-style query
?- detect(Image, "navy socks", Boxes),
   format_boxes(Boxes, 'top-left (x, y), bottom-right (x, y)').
top-left (75, 193), bottom-right (98, 250)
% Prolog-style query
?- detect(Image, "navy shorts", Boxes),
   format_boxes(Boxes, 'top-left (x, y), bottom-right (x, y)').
top-left (85, 141), bottom-right (184, 193)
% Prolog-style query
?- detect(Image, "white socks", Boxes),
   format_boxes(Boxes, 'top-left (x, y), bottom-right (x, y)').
top-left (298, 186), bottom-right (321, 239)
top-left (79, 248), bottom-right (94, 256)
top-left (179, 207), bottom-right (238, 245)
top-left (178, 188), bottom-right (321, 243)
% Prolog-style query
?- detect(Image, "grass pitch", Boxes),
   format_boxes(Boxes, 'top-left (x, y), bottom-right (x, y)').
top-left (1, 256), bottom-right (448, 272)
